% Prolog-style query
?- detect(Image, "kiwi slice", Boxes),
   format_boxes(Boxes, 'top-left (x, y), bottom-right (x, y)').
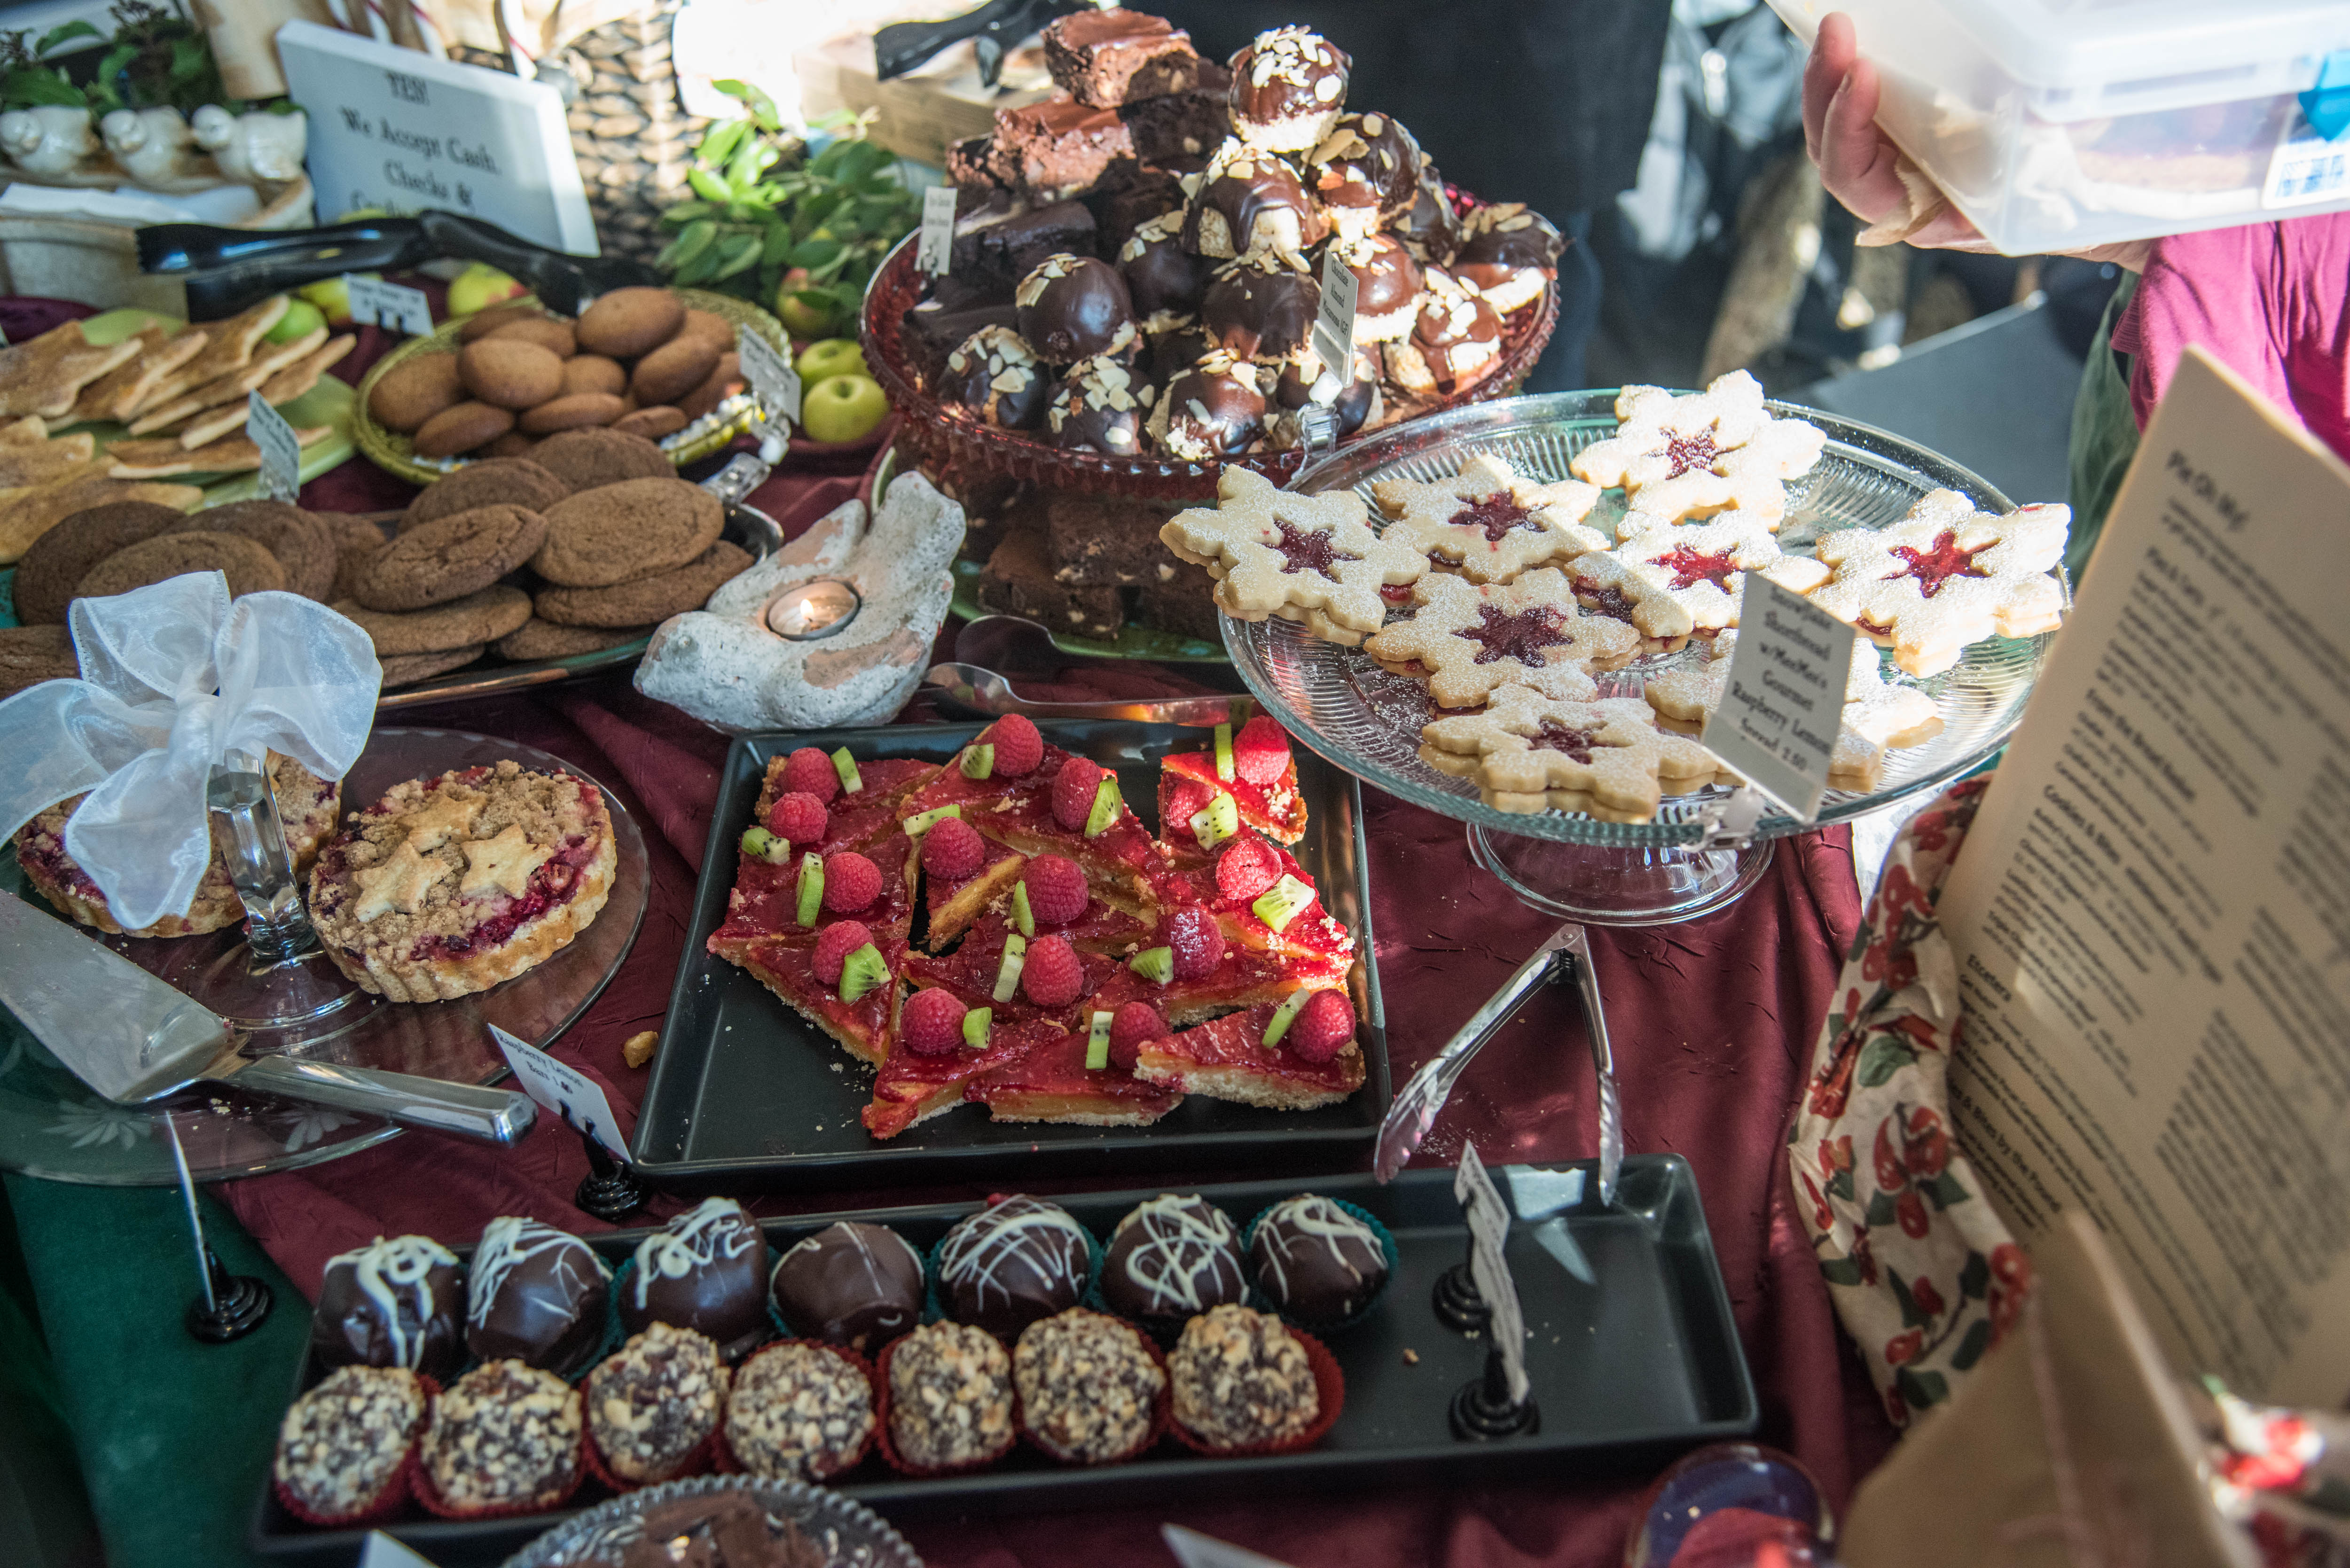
top-left (1262, 987), bottom-right (1314, 1047)
top-left (991, 932), bottom-right (1027, 1003)
top-left (959, 743), bottom-right (995, 780)
top-left (837, 943), bottom-right (887, 1003)
top-left (962, 1005), bottom-right (993, 1048)
top-left (1085, 1010), bottom-right (1113, 1070)
top-left (830, 747), bottom-right (863, 793)
top-left (1128, 945), bottom-right (1174, 984)
top-left (794, 851), bottom-right (824, 927)
top-left (1214, 722), bottom-right (1235, 781)
top-left (1009, 879), bottom-right (1035, 939)
top-left (739, 826), bottom-right (790, 864)
top-left (1251, 873), bottom-right (1314, 933)
top-left (901, 804), bottom-right (963, 837)
top-left (1189, 792), bottom-right (1239, 850)
top-left (1083, 774), bottom-right (1123, 837)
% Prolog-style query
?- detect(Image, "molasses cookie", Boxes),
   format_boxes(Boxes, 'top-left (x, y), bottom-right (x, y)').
top-left (317, 512), bottom-right (390, 601)
top-left (533, 478), bottom-right (722, 587)
top-left (78, 530), bottom-right (286, 600)
top-left (529, 427), bottom-right (671, 492)
top-left (0, 623), bottom-right (77, 699)
top-left (368, 354), bottom-right (466, 434)
top-left (494, 618), bottom-right (652, 661)
top-left (519, 392), bottom-right (628, 435)
top-left (164, 499), bottom-right (334, 601)
top-left (354, 504), bottom-right (548, 611)
top-left (675, 354), bottom-right (744, 421)
top-left (629, 335), bottom-right (721, 406)
top-left (484, 431), bottom-right (539, 459)
top-left (413, 400), bottom-right (516, 459)
top-left (575, 286), bottom-right (686, 359)
top-left (483, 315), bottom-right (577, 360)
top-left (377, 644), bottom-right (485, 687)
top-left (679, 309), bottom-right (733, 349)
top-left (561, 356), bottom-right (627, 398)
top-left (533, 539), bottom-right (750, 627)
top-left (402, 458), bottom-right (570, 531)
top-left (12, 499), bottom-right (185, 624)
top-left (457, 302), bottom-right (546, 343)
top-left (458, 338), bottom-right (565, 412)
top-left (336, 584), bottom-right (532, 655)
top-left (612, 406), bottom-right (687, 441)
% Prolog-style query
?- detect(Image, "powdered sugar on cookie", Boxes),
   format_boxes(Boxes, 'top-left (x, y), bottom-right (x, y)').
top-left (1569, 370), bottom-right (1825, 524)
top-left (1160, 466), bottom-right (1425, 642)
top-left (1371, 451), bottom-right (1605, 584)
top-left (1363, 566), bottom-right (1638, 709)
top-left (1570, 510), bottom-right (1832, 647)
top-left (1808, 490), bottom-right (2069, 676)
top-left (1420, 686), bottom-right (1719, 821)
top-left (1642, 632), bottom-right (1942, 790)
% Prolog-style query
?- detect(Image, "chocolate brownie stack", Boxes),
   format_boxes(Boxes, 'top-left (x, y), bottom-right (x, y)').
top-left (969, 484), bottom-right (1219, 644)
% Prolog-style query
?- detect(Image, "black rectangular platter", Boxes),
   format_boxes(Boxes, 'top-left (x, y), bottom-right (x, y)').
top-left (629, 720), bottom-right (1389, 1189)
top-left (251, 1158), bottom-right (1757, 1566)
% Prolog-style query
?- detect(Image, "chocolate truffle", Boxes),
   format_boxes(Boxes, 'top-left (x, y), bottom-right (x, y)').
top-left (1227, 26), bottom-right (1350, 154)
top-left (1148, 319), bottom-right (1212, 382)
top-left (769, 1221), bottom-right (924, 1354)
top-left (1330, 233), bottom-right (1424, 343)
top-left (1101, 1194), bottom-right (1248, 1323)
top-left (1047, 354), bottom-right (1155, 455)
top-left (313, 1234), bottom-right (465, 1381)
top-left (1272, 344), bottom-right (1382, 441)
top-left (1453, 202), bottom-right (1565, 314)
top-left (1147, 349), bottom-right (1266, 461)
top-left (1015, 254), bottom-right (1138, 365)
top-left (620, 1196), bottom-right (770, 1362)
top-left (939, 327), bottom-right (1049, 431)
top-left (1248, 1194), bottom-right (1390, 1324)
top-left (1014, 1309), bottom-right (1165, 1464)
top-left (1393, 165), bottom-right (1463, 265)
top-left (935, 1194), bottom-right (1092, 1339)
top-left (1119, 211), bottom-right (1208, 318)
top-left (725, 1341), bottom-right (876, 1481)
top-left (585, 1321), bottom-right (729, 1484)
top-left (1386, 266), bottom-right (1504, 398)
top-left (423, 1360), bottom-right (583, 1512)
top-left (1305, 111), bottom-right (1425, 238)
top-left (1181, 139), bottom-right (1326, 259)
top-left (885, 1320), bottom-right (1015, 1470)
top-left (273, 1365), bottom-right (428, 1522)
top-left (465, 1216), bottom-right (612, 1379)
top-left (1200, 250), bottom-right (1318, 363)
top-left (1167, 1303), bottom-right (1320, 1451)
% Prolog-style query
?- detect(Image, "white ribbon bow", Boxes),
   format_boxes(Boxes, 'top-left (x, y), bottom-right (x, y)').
top-left (0, 572), bottom-right (380, 931)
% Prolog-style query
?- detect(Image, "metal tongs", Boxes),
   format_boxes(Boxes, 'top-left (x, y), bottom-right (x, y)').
top-left (922, 616), bottom-right (1243, 726)
top-left (1373, 921), bottom-right (1623, 1203)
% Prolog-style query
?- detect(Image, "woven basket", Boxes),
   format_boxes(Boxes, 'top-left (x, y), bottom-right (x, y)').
top-left (550, 0), bottom-right (710, 265)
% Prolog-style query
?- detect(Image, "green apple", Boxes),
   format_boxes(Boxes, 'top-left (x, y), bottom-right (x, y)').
top-left (794, 338), bottom-right (863, 384)
top-left (447, 262), bottom-right (526, 317)
top-left (799, 373), bottom-right (889, 444)
top-left (297, 272), bottom-right (376, 326)
top-left (775, 266), bottom-right (833, 337)
top-left (265, 298), bottom-right (325, 343)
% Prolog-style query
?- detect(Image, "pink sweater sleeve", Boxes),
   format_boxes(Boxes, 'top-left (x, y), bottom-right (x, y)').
top-left (2109, 211), bottom-right (2350, 463)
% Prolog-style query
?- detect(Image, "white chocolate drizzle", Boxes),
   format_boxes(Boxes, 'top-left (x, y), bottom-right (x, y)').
top-left (325, 1234), bottom-right (457, 1369)
top-left (1252, 1195), bottom-right (1381, 1308)
top-left (1112, 1194), bottom-right (1242, 1313)
top-left (466, 1215), bottom-right (611, 1336)
top-left (937, 1195), bottom-right (1091, 1319)
top-left (631, 1196), bottom-right (759, 1311)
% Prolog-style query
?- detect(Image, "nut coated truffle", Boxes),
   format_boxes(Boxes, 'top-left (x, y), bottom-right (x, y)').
top-left (939, 327), bottom-right (1049, 431)
top-left (885, 1320), bottom-right (1016, 1470)
top-left (273, 1365), bottom-right (428, 1522)
top-left (1015, 254), bottom-right (1138, 365)
top-left (1014, 1309), bottom-right (1165, 1463)
top-left (725, 1341), bottom-right (876, 1481)
top-left (585, 1321), bottom-right (730, 1484)
top-left (1167, 1304), bottom-right (1319, 1450)
top-left (1147, 350), bottom-right (1264, 462)
top-left (423, 1360), bottom-right (583, 1512)
top-left (1047, 354), bottom-right (1155, 455)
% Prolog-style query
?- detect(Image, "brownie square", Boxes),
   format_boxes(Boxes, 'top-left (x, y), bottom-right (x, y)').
top-left (1117, 78), bottom-right (1230, 165)
top-left (901, 301), bottom-right (1018, 388)
top-left (946, 134), bottom-right (1007, 195)
top-left (950, 198), bottom-right (1098, 296)
top-left (980, 526), bottom-right (1124, 640)
top-left (992, 95), bottom-right (1136, 202)
top-left (1045, 492), bottom-right (1183, 586)
top-left (1135, 557), bottom-right (1222, 642)
top-left (1042, 8), bottom-right (1208, 108)
top-left (1087, 164), bottom-right (1190, 254)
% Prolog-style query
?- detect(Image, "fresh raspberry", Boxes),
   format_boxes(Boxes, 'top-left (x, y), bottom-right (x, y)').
top-left (1214, 837), bottom-right (1281, 903)
top-left (1050, 756), bottom-right (1106, 832)
top-left (822, 850), bottom-right (882, 913)
top-left (1286, 989), bottom-right (1355, 1062)
top-left (765, 791), bottom-right (828, 846)
top-left (988, 713), bottom-right (1044, 776)
top-left (901, 987), bottom-right (967, 1056)
top-left (920, 816), bottom-right (986, 880)
top-left (1107, 1001), bottom-right (1165, 1071)
top-left (1020, 854), bottom-right (1089, 926)
top-left (1231, 716), bottom-right (1292, 786)
top-left (812, 920), bottom-right (872, 984)
top-left (1165, 905), bottom-right (1225, 981)
top-left (1019, 934), bottom-right (1084, 1008)
top-left (1164, 776), bottom-right (1212, 832)
top-left (783, 747), bottom-right (840, 804)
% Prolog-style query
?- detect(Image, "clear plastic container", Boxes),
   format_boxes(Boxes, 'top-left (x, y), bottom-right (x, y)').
top-left (1766, 0), bottom-right (2350, 253)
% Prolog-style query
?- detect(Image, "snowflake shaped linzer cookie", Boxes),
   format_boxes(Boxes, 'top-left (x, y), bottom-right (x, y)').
top-left (1808, 490), bottom-right (2070, 676)
top-left (1371, 451), bottom-right (1605, 584)
top-left (1568, 510), bottom-right (1833, 648)
top-left (1642, 631), bottom-right (1943, 790)
top-left (1160, 466), bottom-right (1426, 644)
top-left (1419, 686), bottom-right (1721, 821)
top-left (1363, 566), bottom-right (1640, 710)
top-left (1569, 370), bottom-right (1826, 524)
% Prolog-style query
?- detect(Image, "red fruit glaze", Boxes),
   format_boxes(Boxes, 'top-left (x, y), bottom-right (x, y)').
top-left (1165, 905), bottom-right (1225, 981)
top-left (1019, 934), bottom-right (1084, 1008)
top-left (1214, 837), bottom-right (1281, 903)
top-left (988, 713), bottom-right (1044, 776)
top-left (1050, 757), bottom-right (1106, 832)
top-left (812, 921), bottom-right (872, 984)
top-left (1231, 717), bottom-right (1291, 786)
top-left (1164, 775), bottom-right (1213, 830)
top-left (822, 851), bottom-right (882, 913)
top-left (766, 791), bottom-right (828, 845)
top-left (1108, 1001), bottom-right (1166, 1071)
top-left (783, 747), bottom-right (841, 804)
top-left (920, 816), bottom-right (986, 880)
top-left (1285, 988), bottom-right (1355, 1062)
top-left (1020, 854), bottom-right (1089, 926)
top-left (900, 987), bottom-right (968, 1056)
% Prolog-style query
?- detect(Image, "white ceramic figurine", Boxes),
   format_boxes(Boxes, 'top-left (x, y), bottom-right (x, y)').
top-left (0, 105), bottom-right (98, 178)
top-left (191, 105), bottom-right (307, 185)
top-left (100, 105), bottom-right (201, 185)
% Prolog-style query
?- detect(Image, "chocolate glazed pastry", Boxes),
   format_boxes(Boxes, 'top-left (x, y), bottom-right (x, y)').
top-left (1015, 254), bottom-right (1139, 366)
top-left (465, 1215), bottom-right (613, 1378)
top-left (312, 1234), bottom-right (466, 1380)
top-left (1200, 251), bottom-right (1319, 363)
top-left (1047, 353), bottom-right (1154, 455)
top-left (939, 326), bottom-right (1049, 431)
top-left (1119, 211), bottom-right (1208, 318)
top-left (934, 1194), bottom-right (1092, 1340)
top-left (620, 1196), bottom-right (772, 1362)
top-left (1306, 111), bottom-right (1425, 230)
top-left (1226, 26), bottom-right (1352, 154)
top-left (1181, 141), bottom-right (1326, 259)
top-left (1149, 348), bottom-right (1265, 461)
top-left (768, 1220), bottom-right (925, 1354)
top-left (1275, 345), bottom-right (1381, 439)
top-left (1331, 234), bottom-right (1424, 344)
top-left (1399, 267), bottom-right (1504, 395)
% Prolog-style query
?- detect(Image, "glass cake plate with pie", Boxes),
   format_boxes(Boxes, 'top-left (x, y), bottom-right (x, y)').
top-left (0, 728), bottom-right (649, 1185)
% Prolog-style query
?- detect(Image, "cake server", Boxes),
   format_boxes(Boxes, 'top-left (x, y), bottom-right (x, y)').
top-left (1372, 921), bottom-right (1623, 1203)
top-left (921, 614), bottom-right (1245, 725)
top-left (0, 894), bottom-right (537, 1145)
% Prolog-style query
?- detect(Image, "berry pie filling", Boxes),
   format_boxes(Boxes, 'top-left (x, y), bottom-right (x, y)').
top-left (416, 830), bottom-right (600, 960)
top-left (967, 1028), bottom-right (1184, 1116)
top-left (1155, 838), bottom-right (1355, 965)
top-left (1131, 1001), bottom-right (1363, 1091)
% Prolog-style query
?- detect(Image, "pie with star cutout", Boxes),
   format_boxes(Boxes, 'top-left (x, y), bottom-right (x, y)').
top-left (307, 759), bottom-right (616, 1003)
top-left (1159, 466), bottom-right (1426, 644)
top-left (1807, 490), bottom-right (2070, 676)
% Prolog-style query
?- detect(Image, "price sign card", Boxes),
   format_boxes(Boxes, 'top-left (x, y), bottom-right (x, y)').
top-left (1699, 577), bottom-right (1855, 821)
top-left (1312, 245), bottom-right (1358, 381)
top-left (736, 325), bottom-right (802, 428)
top-left (246, 392), bottom-right (301, 503)
top-left (359, 1533), bottom-right (439, 1568)
top-left (1455, 1140), bottom-right (1530, 1404)
top-left (346, 276), bottom-right (434, 337)
top-left (916, 185), bottom-right (957, 276)
top-left (490, 1024), bottom-right (627, 1160)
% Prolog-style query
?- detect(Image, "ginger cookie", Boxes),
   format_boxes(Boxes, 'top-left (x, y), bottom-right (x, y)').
top-left (496, 617), bottom-right (653, 661)
top-left (529, 427), bottom-right (672, 492)
top-left (78, 530), bottom-right (286, 600)
top-left (1419, 686), bottom-right (1721, 821)
top-left (0, 623), bottom-right (78, 698)
top-left (1363, 567), bottom-right (1640, 710)
top-left (532, 477), bottom-right (723, 587)
top-left (1568, 370), bottom-right (1825, 525)
top-left (354, 504), bottom-right (548, 612)
top-left (458, 338), bottom-right (564, 412)
top-left (561, 356), bottom-right (627, 398)
top-left (377, 644), bottom-right (485, 687)
top-left (533, 539), bottom-right (751, 626)
top-left (457, 302), bottom-right (547, 343)
top-left (1372, 452), bottom-right (1606, 584)
top-left (402, 458), bottom-right (569, 532)
top-left (483, 316), bottom-right (576, 359)
top-left (1807, 491), bottom-right (2069, 677)
top-left (1160, 466), bottom-right (1424, 644)
top-left (678, 309), bottom-right (733, 350)
top-left (675, 353), bottom-right (744, 421)
top-left (629, 335), bottom-right (721, 406)
top-left (519, 392), bottom-right (628, 435)
top-left (611, 406), bottom-right (687, 441)
top-left (483, 431), bottom-right (539, 459)
top-left (414, 400), bottom-right (515, 459)
top-left (336, 584), bottom-right (532, 655)
top-left (316, 512), bottom-right (391, 601)
top-left (164, 499), bottom-right (334, 601)
top-left (13, 499), bottom-right (186, 624)
top-left (1643, 632), bottom-right (1942, 791)
top-left (575, 287), bottom-right (685, 359)
top-left (0, 477), bottom-right (202, 565)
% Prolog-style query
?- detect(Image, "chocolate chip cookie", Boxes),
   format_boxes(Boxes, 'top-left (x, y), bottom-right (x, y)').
top-left (401, 458), bottom-right (568, 532)
top-left (165, 499), bottom-right (334, 601)
top-left (336, 584), bottom-right (532, 655)
top-left (495, 617), bottom-right (653, 661)
top-left (12, 499), bottom-right (186, 624)
top-left (353, 504), bottom-right (547, 611)
top-left (0, 623), bottom-right (78, 698)
top-left (78, 530), bottom-right (287, 600)
top-left (532, 478), bottom-right (723, 588)
top-left (529, 427), bottom-right (671, 492)
top-left (533, 539), bottom-right (752, 626)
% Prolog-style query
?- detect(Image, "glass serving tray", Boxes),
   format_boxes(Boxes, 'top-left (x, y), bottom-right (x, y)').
top-left (1222, 390), bottom-right (2061, 851)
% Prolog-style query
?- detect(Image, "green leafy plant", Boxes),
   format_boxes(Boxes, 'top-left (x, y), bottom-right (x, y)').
top-left (654, 85), bottom-right (921, 335)
top-left (0, 24), bottom-right (99, 110)
top-left (86, 2), bottom-right (230, 117)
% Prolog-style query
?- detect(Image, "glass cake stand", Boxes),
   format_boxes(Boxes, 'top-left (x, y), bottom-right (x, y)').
top-left (0, 728), bottom-right (649, 1185)
top-left (1222, 391), bottom-right (2060, 925)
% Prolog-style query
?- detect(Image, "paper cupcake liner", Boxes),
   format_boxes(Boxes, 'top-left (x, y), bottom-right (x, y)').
top-left (713, 1339), bottom-right (878, 1482)
top-left (411, 1398), bottom-right (587, 1521)
top-left (922, 1200), bottom-right (1105, 1341)
top-left (272, 1373), bottom-right (437, 1530)
top-left (1241, 1196), bottom-right (1400, 1334)
top-left (583, 1420), bottom-right (721, 1496)
top-left (872, 1332), bottom-right (1019, 1478)
top-left (1014, 1317), bottom-right (1171, 1468)
top-left (1167, 1326), bottom-right (1345, 1459)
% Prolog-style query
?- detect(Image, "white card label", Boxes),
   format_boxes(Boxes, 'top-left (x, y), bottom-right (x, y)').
top-left (1456, 1140), bottom-right (1529, 1405)
top-left (490, 1024), bottom-right (627, 1160)
top-left (736, 325), bottom-right (801, 428)
top-left (1699, 577), bottom-right (1855, 822)
top-left (345, 275), bottom-right (434, 336)
top-left (916, 184), bottom-right (957, 276)
top-left (1311, 246), bottom-right (1358, 382)
top-left (246, 391), bottom-right (301, 503)
top-left (2262, 104), bottom-right (2350, 209)
top-left (358, 1531), bottom-right (439, 1568)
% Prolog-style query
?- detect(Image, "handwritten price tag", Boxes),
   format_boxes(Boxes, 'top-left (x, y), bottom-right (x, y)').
top-left (736, 325), bottom-right (801, 428)
top-left (1312, 245), bottom-right (1358, 382)
top-left (490, 1024), bottom-right (628, 1160)
top-left (346, 275), bottom-right (434, 336)
top-left (1456, 1141), bottom-right (1529, 1404)
top-left (916, 184), bottom-right (957, 276)
top-left (246, 391), bottom-right (301, 503)
top-left (1699, 577), bottom-right (1855, 822)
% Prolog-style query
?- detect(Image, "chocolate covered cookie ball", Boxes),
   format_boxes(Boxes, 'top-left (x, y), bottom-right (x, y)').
top-left (1200, 250), bottom-right (1319, 363)
top-left (1306, 111), bottom-right (1425, 240)
top-left (313, 1234), bottom-right (465, 1381)
top-left (1182, 139), bottom-right (1327, 260)
top-left (1047, 354), bottom-right (1155, 455)
top-left (464, 1216), bottom-right (612, 1379)
top-left (1392, 165), bottom-right (1463, 265)
top-left (940, 326), bottom-right (1050, 430)
top-left (1148, 349), bottom-right (1266, 461)
top-left (935, 1194), bottom-right (1092, 1339)
top-left (1453, 203), bottom-right (1565, 314)
top-left (1385, 266), bottom-right (1504, 398)
top-left (1248, 1194), bottom-right (1389, 1325)
top-left (769, 1221), bottom-right (925, 1354)
top-left (1100, 1194), bottom-right (1248, 1324)
top-left (1227, 26), bottom-right (1350, 154)
top-left (1016, 254), bottom-right (1139, 365)
top-left (619, 1196), bottom-right (771, 1362)
top-left (1269, 344), bottom-right (1382, 445)
top-left (1120, 211), bottom-right (1209, 319)
top-left (1328, 233), bottom-right (1423, 343)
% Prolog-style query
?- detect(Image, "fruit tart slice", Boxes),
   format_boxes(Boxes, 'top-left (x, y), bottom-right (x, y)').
top-left (986, 852), bottom-right (1151, 956)
top-left (901, 912), bottom-right (1123, 1032)
top-left (1158, 716), bottom-right (1308, 849)
top-left (862, 986), bottom-right (1064, 1139)
top-left (1089, 904), bottom-right (1348, 1027)
top-left (965, 1019), bottom-right (1184, 1127)
top-left (709, 758), bottom-right (919, 964)
top-left (1158, 834), bottom-right (1356, 968)
top-left (1130, 987), bottom-right (1367, 1111)
top-left (730, 922), bottom-right (906, 1067)
top-left (907, 812), bottom-right (1026, 952)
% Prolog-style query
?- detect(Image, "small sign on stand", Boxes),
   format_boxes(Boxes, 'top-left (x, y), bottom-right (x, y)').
top-left (737, 325), bottom-right (802, 427)
top-left (1447, 1140), bottom-right (1538, 1437)
top-left (246, 392), bottom-right (301, 503)
top-left (490, 1025), bottom-right (646, 1219)
top-left (1311, 244), bottom-right (1358, 379)
top-left (916, 184), bottom-right (957, 276)
top-left (1698, 577), bottom-right (1855, 822)
top-left (345, 276), bottom-right (434, 337)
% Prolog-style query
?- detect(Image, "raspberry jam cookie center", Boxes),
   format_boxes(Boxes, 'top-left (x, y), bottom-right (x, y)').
top-left (1655, 543), bottom-right (1740, 593)
top-left (1451, 492), bottom-right (1539, 543)
top-left (1888, 530), bottom-right (1987, 597)
top-left (1583, 584), bottom-right (1640, 625)
top-left (1661, 428), bottom-right (1722, 479)
top-left (1460, 603), bottom-right (1571, 664)
top-left (1272, 518), bottom-right (1357, 575)
top-left (1529, 721), bottom-right (1603, 763)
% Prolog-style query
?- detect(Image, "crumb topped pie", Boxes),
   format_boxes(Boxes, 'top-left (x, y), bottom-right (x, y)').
top-left (307, 759), bottom-right (616, 1002)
